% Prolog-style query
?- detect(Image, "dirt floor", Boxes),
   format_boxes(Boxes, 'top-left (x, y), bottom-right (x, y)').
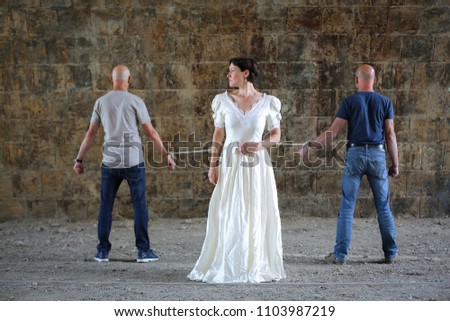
top-left (0, 215), bottom-right (449, 301)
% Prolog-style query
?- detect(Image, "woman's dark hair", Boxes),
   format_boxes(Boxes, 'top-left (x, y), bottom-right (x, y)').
top-left (229, 57), bottom-right (259, 83)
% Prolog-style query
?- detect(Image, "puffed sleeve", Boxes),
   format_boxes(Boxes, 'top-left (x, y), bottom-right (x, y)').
top-left (211, 94), bottom-right (225, 128)
top-left (266, 96), bottom-right (282, 131)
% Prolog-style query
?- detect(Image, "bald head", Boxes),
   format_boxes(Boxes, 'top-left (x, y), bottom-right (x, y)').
top-left (112, 65), bottom-right (131, 81)
top-left (355, 64), bottom-right (376, 91)
top-left (355, 64), bottom-right (375, 81)
top-left (111, 65), bottom-right (131, 91)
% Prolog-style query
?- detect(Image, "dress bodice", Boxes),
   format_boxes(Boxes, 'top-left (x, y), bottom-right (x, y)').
top-left (212, 92), bottom-right (282, 147)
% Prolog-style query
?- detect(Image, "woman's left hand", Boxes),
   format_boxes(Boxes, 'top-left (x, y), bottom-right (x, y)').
top-left (239, 142), bottom-right (262, 155)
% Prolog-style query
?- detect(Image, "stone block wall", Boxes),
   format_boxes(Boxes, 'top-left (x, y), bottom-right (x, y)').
top-left (0, 0), bottom-right (448, 221)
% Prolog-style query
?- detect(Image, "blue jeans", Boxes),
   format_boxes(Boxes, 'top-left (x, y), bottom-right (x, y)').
top-left (97, 163), bottom-right (150, 253)
top-left (334, 147), bottom-right (397, 261)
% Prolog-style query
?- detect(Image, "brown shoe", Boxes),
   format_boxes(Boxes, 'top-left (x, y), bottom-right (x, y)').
top-left (324, 252), bottom-right (345, 265)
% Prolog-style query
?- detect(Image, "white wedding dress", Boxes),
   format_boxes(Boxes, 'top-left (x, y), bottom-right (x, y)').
top-left (188, 92), bottom-right (286, 283)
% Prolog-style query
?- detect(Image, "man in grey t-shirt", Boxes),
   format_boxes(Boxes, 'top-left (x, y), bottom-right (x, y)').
top-left (73, 65), bottom-right (176, 263)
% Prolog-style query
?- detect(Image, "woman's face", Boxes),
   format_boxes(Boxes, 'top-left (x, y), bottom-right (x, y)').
top-left (227, 63), bottom-right (246, 87)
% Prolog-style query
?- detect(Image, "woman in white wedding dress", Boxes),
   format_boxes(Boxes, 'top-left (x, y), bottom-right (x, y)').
top-left (188, 57), bottom-right (286, 283)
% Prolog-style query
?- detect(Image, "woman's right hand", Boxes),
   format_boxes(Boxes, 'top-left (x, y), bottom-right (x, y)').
top-left (208, 166), bottom-right (218, 185)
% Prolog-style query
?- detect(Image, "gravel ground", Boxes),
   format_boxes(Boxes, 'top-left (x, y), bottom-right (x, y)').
top-left (0, 216), bottom-right (449, 301)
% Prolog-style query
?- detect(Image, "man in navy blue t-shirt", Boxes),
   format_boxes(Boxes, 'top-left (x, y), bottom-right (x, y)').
top-left (299, 64), bottom-right (399, 264)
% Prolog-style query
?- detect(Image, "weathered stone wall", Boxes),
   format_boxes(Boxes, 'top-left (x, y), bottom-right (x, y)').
top-left (0, 0), bottom-right (448, 221)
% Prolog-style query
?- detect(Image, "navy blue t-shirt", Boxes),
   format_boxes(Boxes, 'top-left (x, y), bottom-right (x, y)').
top-left (336, 91), bottom-right (394, 146)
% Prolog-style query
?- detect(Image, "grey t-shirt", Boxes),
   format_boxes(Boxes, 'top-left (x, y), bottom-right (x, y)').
top-left (90, 90), bottom-right (151, 168)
